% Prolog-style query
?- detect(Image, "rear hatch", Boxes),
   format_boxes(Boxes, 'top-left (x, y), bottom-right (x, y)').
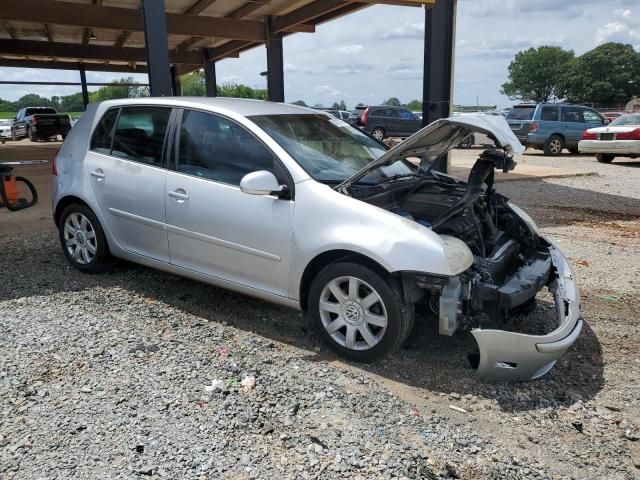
top-left (348, 106), bottom-right (367, 126)
top-left (506, 105), bottom-right (536, 138)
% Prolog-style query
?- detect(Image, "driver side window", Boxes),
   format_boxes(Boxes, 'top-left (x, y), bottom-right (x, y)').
top-left (177, 110), bottom-right (287, 186)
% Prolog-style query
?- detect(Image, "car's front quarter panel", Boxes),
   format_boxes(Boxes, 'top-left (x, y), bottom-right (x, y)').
top-left (288, 180), bottom-right (459, 301)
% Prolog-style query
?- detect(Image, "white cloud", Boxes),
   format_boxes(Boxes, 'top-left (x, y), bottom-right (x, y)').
top-left (596, 9), bottom-right (640, 48)
top-left (382, 22), bottom-right (423, 40)
top-left (458, 0), bottom-right (611, 18)
top-left (284, 63), bottom-right (321, 74)
top-left (313, 85), bottom-right (343, 97)
top-left (335, 44), bottom-right (364, 54)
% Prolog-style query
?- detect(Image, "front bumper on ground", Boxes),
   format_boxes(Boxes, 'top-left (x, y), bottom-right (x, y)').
top-left (578, 139), bottom-right (640, 156)
top-left (471, 243), bottom-right (582, 381)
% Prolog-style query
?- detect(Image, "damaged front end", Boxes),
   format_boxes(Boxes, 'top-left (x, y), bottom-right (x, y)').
top-left (345, 114), bottom-right (582, 381)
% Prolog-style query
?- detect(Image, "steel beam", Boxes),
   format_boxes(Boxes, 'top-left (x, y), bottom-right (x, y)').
top-left (141, 0), bottom-right (173, 96)
top-left (79, 65), bottom-right (90, 109)
top-left (266, 16), bottom-right (284, 103)
top-left (0, 39), bottom-right (201, 64)
top-left (0, 58), bottom-right (149, 73)
top-left (422, 0), bottom-right (456, 172)
top-left (203, 50), bottom-right (217, 97)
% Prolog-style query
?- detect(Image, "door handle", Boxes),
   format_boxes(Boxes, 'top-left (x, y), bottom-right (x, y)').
top-left (90, 169), bottom-right (105, 180)
top-left (168, 190), bottom-right (189, 201)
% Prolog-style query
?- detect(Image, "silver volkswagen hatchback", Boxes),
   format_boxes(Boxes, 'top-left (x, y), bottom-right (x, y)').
top-left (52, 98), bottom-right (581, 381)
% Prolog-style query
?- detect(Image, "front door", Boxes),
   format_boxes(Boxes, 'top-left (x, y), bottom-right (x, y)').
top-left (86, 105), bottom-right (172, 262)
top-left (165, 109), bottom-right (293, 297)
top-left (560, 106), bottom-right (586, 148)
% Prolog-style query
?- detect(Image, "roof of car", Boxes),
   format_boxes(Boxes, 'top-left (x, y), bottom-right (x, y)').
top-left (95, 97), bottom-right (319, 117)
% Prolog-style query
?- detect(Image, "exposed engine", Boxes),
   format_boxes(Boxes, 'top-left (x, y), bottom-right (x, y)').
top-left (352, 150), bottom-right (554, 332)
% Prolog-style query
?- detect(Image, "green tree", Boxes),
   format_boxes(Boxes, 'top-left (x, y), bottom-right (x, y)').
top-left (331, 100), bottom-right (347, 110)
top-left (59, 92), bottom-right (85, 112)
top-left (560, 43), bottom-right (640, 106)
top-left (217, 82), bottom-right (267, 99)
top-left (406, 99), bottom-right (422, 111)
top-left (501, 46), bottom-right (574, 102)
top-left (89, 77), bottom-right (149, 102)
top-left (13, 94), bottom-right (54, 110)
top-left (382, 97), bottom-right (401, 106)
top-left (291, 100), bottom-right (308, 106)
top-left (181, 71), bottom-right (206, 96)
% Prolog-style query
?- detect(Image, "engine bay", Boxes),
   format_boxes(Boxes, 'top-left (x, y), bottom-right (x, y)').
top-left (350, 150), bottom-right (554, 332)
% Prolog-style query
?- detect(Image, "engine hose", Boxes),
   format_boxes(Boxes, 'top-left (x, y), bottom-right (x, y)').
top-left (0, 175), bottom-right (38, 211)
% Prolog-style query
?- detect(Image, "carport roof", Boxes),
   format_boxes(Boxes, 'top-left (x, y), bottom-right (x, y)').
top-left (0, 0), bottom-right (435, 74)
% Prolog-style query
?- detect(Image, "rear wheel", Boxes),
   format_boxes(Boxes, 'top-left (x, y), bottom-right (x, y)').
top-left (596, 154), bottom-right (615, 163)
top-left (371, 127), bottom-right (385, 141)
top-left (58, 204), bottom-right (109, 273)
top-left (308, 262), bottom-right (413, 362)
top-left (27, 126), bottom-right (37, 142)
top-left (544, 135), bottom-right (564, 156)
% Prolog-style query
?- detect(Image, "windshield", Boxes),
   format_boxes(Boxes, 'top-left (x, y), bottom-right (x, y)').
top-left (249, 114), bottom-right (414, 183)
top-left (507, 106), bottom-right (536, 121)
top-left (611, 113), bottom-right (640, 126)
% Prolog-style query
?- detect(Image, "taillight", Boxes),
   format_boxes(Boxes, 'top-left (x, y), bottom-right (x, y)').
top-left (615, 128), bottom-right (640, 140)
top-left (581, 130), bottom-right (597, 140)
top-left (361, 107), bottom-right (369, 125)
top-left (530, 121), bottom-right (538, 132)
top-left (52, 148), bottom-right (60, 176)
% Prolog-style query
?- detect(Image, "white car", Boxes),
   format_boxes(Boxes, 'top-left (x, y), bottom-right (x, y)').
top-left (0, 119), bottom-right (12, 140)
top-left (579, 112), bottom-right (640, 162)
top-left (52, 98), bottom-right (581, 381)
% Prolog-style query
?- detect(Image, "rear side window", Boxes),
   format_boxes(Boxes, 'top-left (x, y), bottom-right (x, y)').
top-left (561, 107), bottom-right (584, 123)
top-left (540, 106), bottom-right (559, 121)
top-left (90, 109), bottom-right (119, 155)
top-left (507, 106), bottom-right (536, 120)
top-left (177, 109), bottom-right (285, 186)
top-left (111, 107), bottom-right (171, 166)
top-left (398, 109), bottom-right (415, 119)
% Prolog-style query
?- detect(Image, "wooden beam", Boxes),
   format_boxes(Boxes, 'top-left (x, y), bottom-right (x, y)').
top-left (206, 40), bottom-right (253, 61)
top-left (83, 0), bottom-right (102, 46)
top-left (184, 0), bottom-right (219, 15)
top-left (3, 22), bottom-right (17, 39)
top-left (0, 58), bottom-right (149, 73)
top-left (43, 24), bottom-right (54, 42)
top-left (0, 39), bottom-right (202, 64)
top-left (114, 32), bottom-right (132, 48)
top-left (0, 0), bottom-right (267, 42)
top-left (271, 0), bottom-right (350, 33)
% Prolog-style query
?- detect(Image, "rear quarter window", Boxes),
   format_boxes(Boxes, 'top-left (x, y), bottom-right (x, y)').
top-left (507, 107), bottom-right (536, 121)
top-left (90, 109), bottom-right (120, 155)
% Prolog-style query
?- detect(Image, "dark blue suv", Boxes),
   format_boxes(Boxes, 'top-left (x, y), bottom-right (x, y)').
top-left (507, 104), bottom-right (607, 156)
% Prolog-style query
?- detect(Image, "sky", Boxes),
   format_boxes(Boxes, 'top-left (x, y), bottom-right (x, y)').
top-left (0, 0), bottom-right (639, 109)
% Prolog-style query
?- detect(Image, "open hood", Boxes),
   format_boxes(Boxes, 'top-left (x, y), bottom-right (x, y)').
top-left (337, 113), bottom-right (525, 190)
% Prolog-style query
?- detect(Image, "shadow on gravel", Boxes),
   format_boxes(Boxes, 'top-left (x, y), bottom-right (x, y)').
top-left (0, 233), bottom-right (605, 415)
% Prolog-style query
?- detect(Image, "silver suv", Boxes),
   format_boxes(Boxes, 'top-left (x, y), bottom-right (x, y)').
top-left (52, 98), bottom-right (581, 381)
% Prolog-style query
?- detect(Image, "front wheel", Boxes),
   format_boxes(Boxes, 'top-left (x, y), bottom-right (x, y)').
top-left (308, 262), bottom-right (413, 362)
top-left (371, 127), bottom-right (385, 141)
top-left (544, 135), bottom-right (564, 156)
top-left (11, 128), bottom-right (16, 141)
top-left (58, 204), bottom-right (109, 273)
top-left (596, 154), bottom-right (615, 163)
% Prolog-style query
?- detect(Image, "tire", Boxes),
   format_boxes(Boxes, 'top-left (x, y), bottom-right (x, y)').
top-left (544, 135), bottom-right (564, 156)
top-left (308, 262), bottom-right (413, 363)
top-left (58, 204), bottom-right (109, 273)
top-left (596, 154), bottom-right (615, 163)
top-left (27, 126), bottom-right (37, 142)
top-left (371, 127), bottom-right (385, 141)
top-left (11, 128), bottom-right (16, 141)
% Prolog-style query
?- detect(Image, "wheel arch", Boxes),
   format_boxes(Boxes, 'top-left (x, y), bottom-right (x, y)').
top-left (54, 195), bottom-right (92, 227)
top-left (298, 249), bottom-right (391, 311)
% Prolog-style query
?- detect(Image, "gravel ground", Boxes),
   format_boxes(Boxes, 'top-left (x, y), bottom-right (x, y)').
top-left (1, 152), bottom-right (639, 480)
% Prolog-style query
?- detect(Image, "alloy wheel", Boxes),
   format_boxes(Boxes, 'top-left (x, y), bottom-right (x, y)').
top-left (318, 276), bottom-right (388, 351)
top-left (549, 139), bottom-right (562, 154)
top-left (63, 212), bottom-right (98, 265)
top-left (372, 129), bottom-right (384, 141)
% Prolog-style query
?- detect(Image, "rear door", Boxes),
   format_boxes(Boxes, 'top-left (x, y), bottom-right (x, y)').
top-left (164, 109), bottom-right (294, 296)
top-left (560, 106), bottom-right (585, 147)
top-left (85, 105), bottom-right (172, 262)
top-left (397, 109), bottom-right (421, 136)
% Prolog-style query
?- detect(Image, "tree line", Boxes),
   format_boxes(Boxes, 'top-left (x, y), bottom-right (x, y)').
top-left (501, 42), bottom-right (640, 106)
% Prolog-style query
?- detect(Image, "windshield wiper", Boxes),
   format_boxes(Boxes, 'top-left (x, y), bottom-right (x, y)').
top-left (374, 172), bottom-right (423, 185)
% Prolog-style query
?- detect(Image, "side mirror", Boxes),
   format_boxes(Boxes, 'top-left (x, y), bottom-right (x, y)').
top-left (240, 170), bottom-right (284, 196)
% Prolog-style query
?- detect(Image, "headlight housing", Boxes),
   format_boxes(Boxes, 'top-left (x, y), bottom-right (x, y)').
top-left (439, 235), bottom-right (474, 275)
top-left (508, 202), bottom-right (540, 236)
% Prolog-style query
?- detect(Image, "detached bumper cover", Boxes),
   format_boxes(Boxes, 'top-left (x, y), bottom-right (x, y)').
top-left (471, 243), bottom-right (582, 381)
